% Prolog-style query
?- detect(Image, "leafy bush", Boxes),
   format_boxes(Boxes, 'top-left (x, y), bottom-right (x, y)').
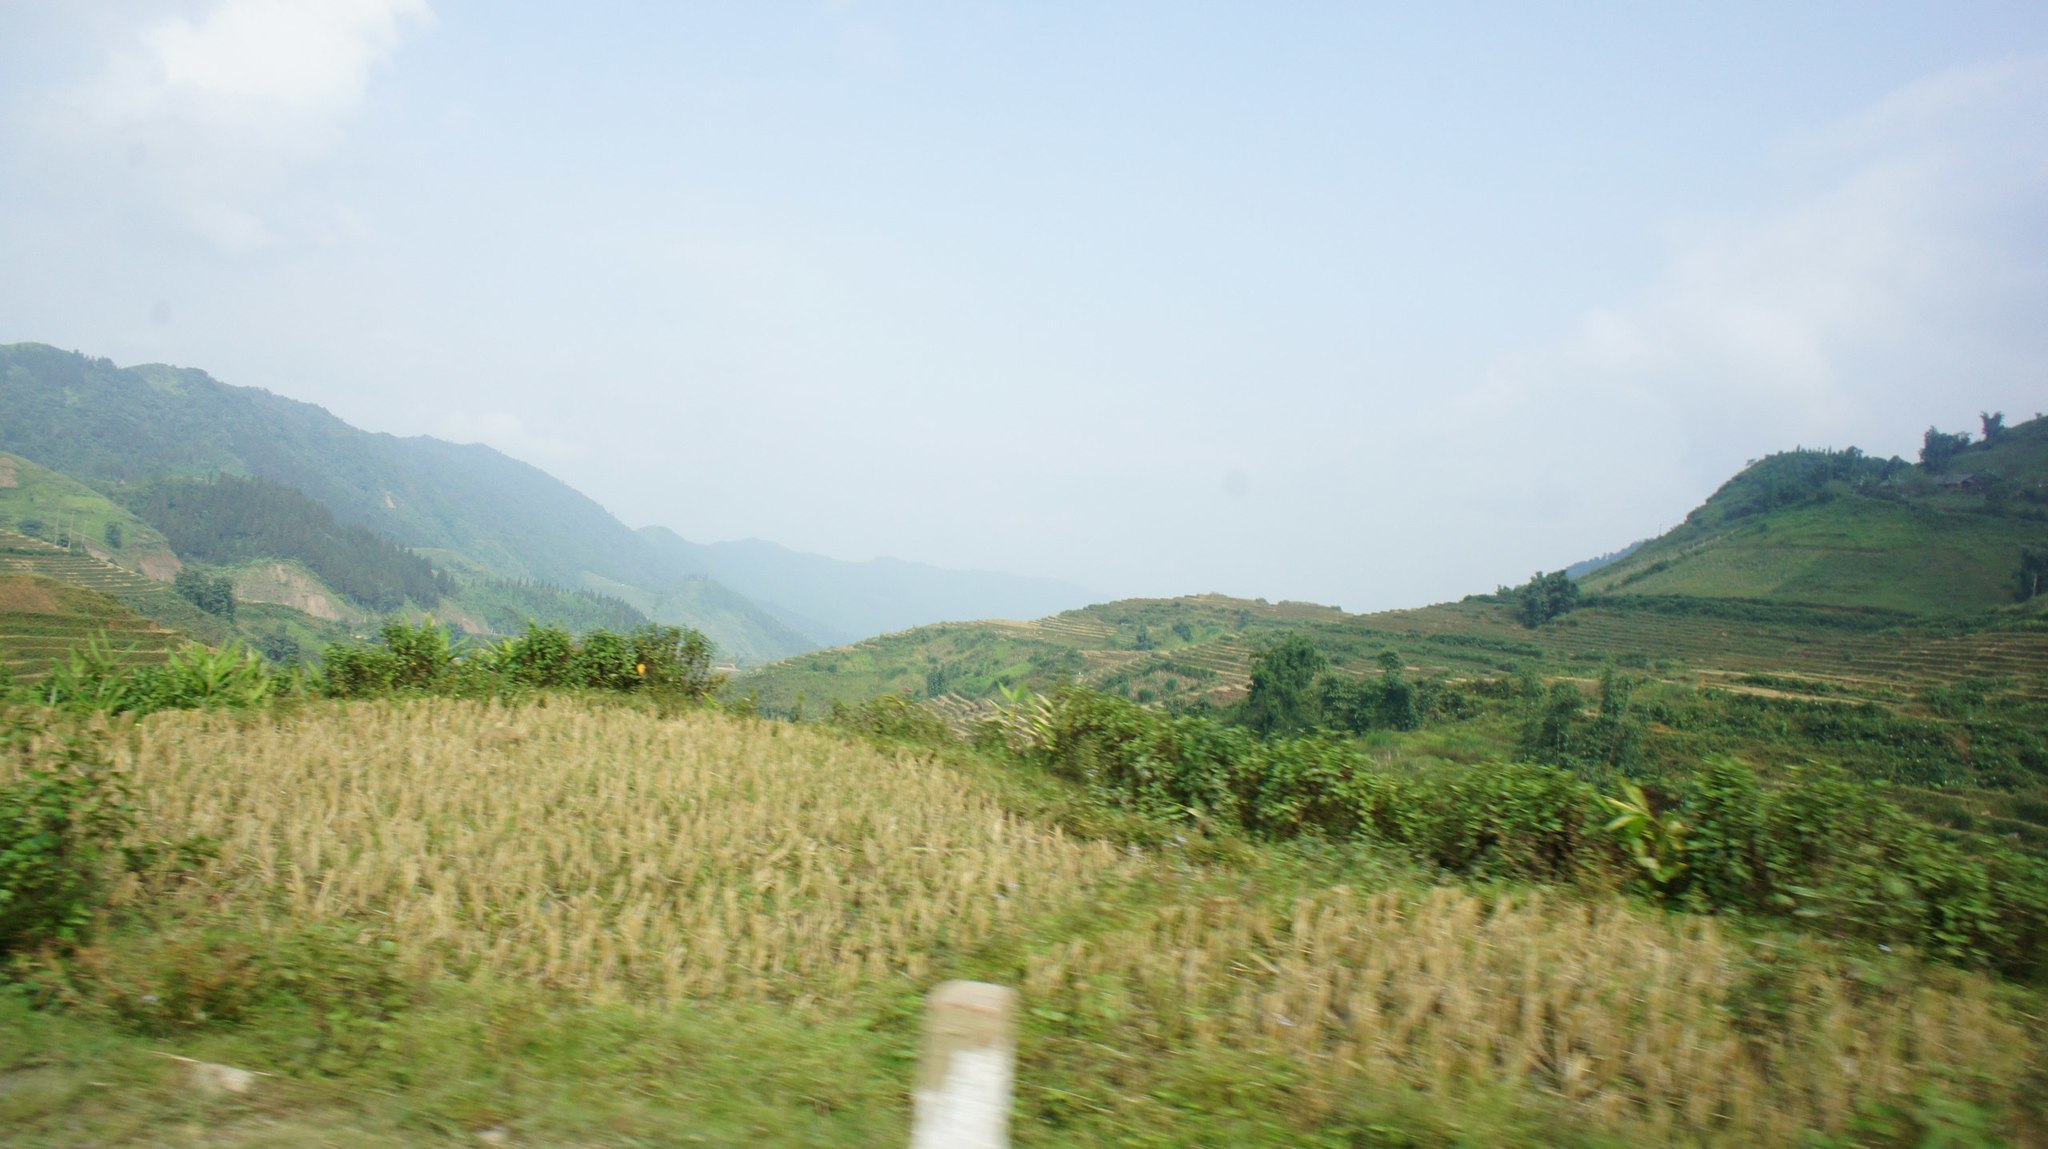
top-left (318, 640), bottom-right (403, 698)
top-left (21, 916), bottom-right (409, 1068)
top-left (28, 637), bottom-right (277, 717)
top-left (1675, 758), bottom-right (2047, 978)
top-left (1020, 685), bottom-right (2048, 978)
top-left (1025, 686), bottom-right (1613, 879)
top-left (495, 621), bottom-right (577, 688)
top-left (0, 713), bottom-right (133, 955)
top-left (153, 642), bottom-right (275, 710)
top-left (34, 637), bottom-right (154, 714)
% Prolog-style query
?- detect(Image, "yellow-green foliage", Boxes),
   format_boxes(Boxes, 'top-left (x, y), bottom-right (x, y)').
top-left (55, 699), bottom-right (2043, 1144)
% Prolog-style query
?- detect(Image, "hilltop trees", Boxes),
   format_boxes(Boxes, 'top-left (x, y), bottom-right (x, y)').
top-left (1982, 410), bottom-right (2007, 445)
top-left (1510, 570), bottom-right (1580, 628)
top-left (1920, 426), bottom-right (1972, 472)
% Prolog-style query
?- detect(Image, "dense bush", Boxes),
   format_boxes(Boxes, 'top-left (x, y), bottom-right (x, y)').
top-left (33, 638), bottom-right (278, 716)
top-left (1675, 758), bottom-right (2047, 977)
top-left (0, 712), bottom-right (132, 955)
top-left (830, 693), bottom-right (953, 743)
top-left (1508, 570), bottom-right (1581, 628)
top-left (321, 618), bottom-right (724, 704)
top-left (1017, 685), bottom-right (2048, 980)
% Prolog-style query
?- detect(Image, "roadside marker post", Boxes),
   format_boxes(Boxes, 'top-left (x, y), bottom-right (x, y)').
top-left (911, 980), bottom-right (1017, 1149)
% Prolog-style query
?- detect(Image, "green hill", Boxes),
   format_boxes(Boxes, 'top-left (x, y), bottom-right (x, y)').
top-left (0, 344), bottom-right (677, 588)
top-left (0, 452), bottom-right (180, 580)
top-left (0, 343), bottom-right (812, 659)
top-left (581, 571), bottom-right (819, 666)
top-left (446, 578), bottom-right (649, 637)
top-left (1579, 414), bottom-right (2048, 612)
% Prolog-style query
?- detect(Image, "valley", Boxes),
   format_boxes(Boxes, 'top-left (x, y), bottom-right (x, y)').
top-left (3, 347), bottom-right (2046, 1147)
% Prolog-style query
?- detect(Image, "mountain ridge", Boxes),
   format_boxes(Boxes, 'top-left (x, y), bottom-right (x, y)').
top-left (0, 342), bottom-right (1099, 664)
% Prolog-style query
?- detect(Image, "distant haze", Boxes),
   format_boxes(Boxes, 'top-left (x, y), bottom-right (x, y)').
top-left (3, 3), bottom-right (2045, 612)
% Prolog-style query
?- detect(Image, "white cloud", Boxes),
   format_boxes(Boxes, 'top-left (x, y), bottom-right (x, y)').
top-left (1434, 56), bottom-right (2048, 566)
top-left (91, 0), bottom-right (431, 135)
top-left (58, 0), bottom-right (433, 247)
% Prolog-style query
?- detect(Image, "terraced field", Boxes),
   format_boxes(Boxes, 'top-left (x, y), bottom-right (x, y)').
top-left (0, 528), bottom-right (225, 640)
top-left (1336, 599), bottom-right (2048, 698)
top-left (0, 573), bottom-right (180, 682)
top-left (741, 585), bottom-right (2048, 719)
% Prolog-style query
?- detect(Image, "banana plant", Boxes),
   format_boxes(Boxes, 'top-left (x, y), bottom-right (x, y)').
top-left (1602, 780), bottom-right (1690, 891)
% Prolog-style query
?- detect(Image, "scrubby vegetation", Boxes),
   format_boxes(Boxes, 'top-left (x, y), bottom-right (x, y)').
top-left (4, 679), bottom-right (2042, 1147)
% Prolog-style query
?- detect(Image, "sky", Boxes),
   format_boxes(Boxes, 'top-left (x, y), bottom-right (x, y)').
top-left (2, 2), bottom-right (2045, 612)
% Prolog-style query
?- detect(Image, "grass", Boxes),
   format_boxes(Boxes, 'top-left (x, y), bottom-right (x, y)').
top-left (5, 697), bottom-right (2041, 1146)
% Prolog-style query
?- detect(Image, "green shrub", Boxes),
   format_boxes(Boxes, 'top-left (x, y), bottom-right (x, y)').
top-left (498, 621), bottom-right (577, 688)
top-left (22, 917), bottom-right (409, 1068)
top-left (1676, 758), bottom-right (2048, 979)
top-left (33, 636), bottom-right (154, 714)
top-left (153, 642), bottom-right (274, 710)
top-left (1023, 686), bottom-right (2048, 977)
top-left (0, 713), bottom-right (132, 955)
top-left (379, 618), bottom-right (454, 689)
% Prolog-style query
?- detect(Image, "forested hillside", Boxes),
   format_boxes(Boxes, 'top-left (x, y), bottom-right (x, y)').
top-left (119, 475), bottom-right (450, 612)
top-left (451, 578), bottom-right (649, 636)
top-left (0, 343), bottom-right (669, 589)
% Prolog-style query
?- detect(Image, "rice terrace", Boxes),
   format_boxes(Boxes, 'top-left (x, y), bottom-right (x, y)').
top-left (5, 6), bottom-right (2048, 1147)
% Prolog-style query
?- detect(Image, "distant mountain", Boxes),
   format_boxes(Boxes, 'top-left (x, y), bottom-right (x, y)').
top-left (0, 343), bottom-right (667, 588)
top-left (1578, 414), bottom-right (2048, 614)
top-left (0, 342), bottom-right (1100, 663)
top-left (638, 528), bottom-right (1099, 646)
top-left (1564, 540), bottom-right (1645, 581)
top-left (0, 343), bottom-right (812, 658)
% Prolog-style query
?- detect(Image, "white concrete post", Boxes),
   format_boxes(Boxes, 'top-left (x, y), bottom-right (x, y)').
top-left (911, 980), bottom-right (1017, 1149)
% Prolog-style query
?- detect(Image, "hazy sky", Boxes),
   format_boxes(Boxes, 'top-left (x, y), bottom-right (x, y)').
top-left (3, 3), bottom-right (2045, 611)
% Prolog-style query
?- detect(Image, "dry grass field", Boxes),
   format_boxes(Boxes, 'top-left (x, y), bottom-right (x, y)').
top-left (114, 700), bottom-right (1143, 1003)
top-left (19, 697), bottom-right (2025, 1146)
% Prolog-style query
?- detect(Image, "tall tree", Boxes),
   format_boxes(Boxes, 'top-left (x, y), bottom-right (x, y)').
top-left (1514, 570), bottom-right (1581, 628)
top-left (1919, 426), bottom-right (1971, 472)
top-left (1241, 634), bottom-right (1327, 737)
